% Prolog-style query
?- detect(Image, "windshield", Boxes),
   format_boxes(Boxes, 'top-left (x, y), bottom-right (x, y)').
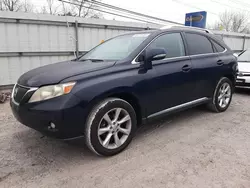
top-left (80, 33), bottom-right (150, 61)
top-left (238, 50), bottom-right (250, 62)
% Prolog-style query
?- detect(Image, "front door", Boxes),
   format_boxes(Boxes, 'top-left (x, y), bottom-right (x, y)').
top-left (145, 32), bottom-right (196, 116)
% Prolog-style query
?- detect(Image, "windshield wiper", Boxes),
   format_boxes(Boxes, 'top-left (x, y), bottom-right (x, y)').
top-left (80, 59), bottom-right (104, 62)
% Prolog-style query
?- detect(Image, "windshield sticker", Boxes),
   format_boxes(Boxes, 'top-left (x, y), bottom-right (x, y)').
top-left (132, 34), bottom-right (150, 38)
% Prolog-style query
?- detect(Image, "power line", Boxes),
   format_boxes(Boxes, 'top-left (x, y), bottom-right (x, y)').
top-left (173, 0), bottom-right (219, 16)
top-left (58, 0), bottom-right (167, 26)
top-left (59, 0), bottom-right (184, 26)
top-left (211, 0), bottom-right (250, 13)
top-left (232, 0), bottom-right (250, 6)
top-left (83, 0), bottom-right (182, 25)
top-left (175, 0), bottom-right (250, 17)
top-left (227, 0), bottom-right (250, 13)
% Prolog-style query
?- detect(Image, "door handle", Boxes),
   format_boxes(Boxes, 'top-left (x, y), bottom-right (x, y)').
top-left (182, 64), bottom-right (191, 72)
top-left (217, 60), bottom-right (224, 66)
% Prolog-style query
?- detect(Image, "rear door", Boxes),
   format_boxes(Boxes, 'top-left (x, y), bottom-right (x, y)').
top-left (210, 38), bottom-right (236, 78)
top-left (184, 32), bottom-right (220, 99)
top-left (145, 32), bottom-right (196, 115)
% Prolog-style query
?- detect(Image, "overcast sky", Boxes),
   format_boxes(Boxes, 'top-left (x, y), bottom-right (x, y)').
top-left (31, 0), bottom-right (250, 25)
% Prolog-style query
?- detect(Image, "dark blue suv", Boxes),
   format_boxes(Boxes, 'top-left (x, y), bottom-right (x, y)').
top-left (10, 26), bottom-right (237, 156)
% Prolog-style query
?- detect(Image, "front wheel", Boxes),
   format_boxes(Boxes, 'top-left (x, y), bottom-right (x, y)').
top-left (85, 98), bottom-right (137, 156)
top-left (207, 77), bottom-right (233, 112)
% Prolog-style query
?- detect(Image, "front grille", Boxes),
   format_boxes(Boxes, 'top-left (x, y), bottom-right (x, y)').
top-left (13, 85), bottom-right (29, 103)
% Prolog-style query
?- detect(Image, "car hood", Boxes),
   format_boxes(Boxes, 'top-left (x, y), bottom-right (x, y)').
top-left (18, 60), bottom-right (116, 87)
top-left (238, 61), bottom-right (250, 73)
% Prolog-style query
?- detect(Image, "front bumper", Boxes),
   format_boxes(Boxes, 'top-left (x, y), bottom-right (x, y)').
top-left (10, 93), bottom-right (87, 139)
top-left (236, 75), bottom-right (250, 87)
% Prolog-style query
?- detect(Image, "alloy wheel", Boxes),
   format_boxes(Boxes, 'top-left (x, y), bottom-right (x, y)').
top-left (97, 108), bottom-right (132, 149)
top-left (218, 82), bottom-right (231, 108)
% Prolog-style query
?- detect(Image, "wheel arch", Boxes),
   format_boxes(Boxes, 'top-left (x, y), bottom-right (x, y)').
top-left (224, 74), bottom-right (236, 89)
top-left (87, 87), bottom-right (143, 126)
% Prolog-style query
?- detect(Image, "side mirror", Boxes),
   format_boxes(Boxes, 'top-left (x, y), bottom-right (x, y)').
top-left (139, 48), bottom-right (167, 70)
top-left (152, 53), bottom-right (167, 61)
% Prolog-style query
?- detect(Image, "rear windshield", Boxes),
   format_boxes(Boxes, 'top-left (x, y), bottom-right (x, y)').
top-left (238, 50), bottom-right (250, 62)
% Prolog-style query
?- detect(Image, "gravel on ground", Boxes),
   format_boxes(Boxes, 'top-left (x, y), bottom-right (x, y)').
top-left (0, 89), bottom-right (250, 188)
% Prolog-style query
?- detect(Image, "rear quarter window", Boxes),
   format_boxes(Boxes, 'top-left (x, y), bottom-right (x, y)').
top-left (211, 40), bottom-right (225, 52)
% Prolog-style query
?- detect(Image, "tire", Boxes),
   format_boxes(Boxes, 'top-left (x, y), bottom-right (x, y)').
top-left (207, 77), bottom-right (233, 113)
top-left (85, 98), bottom-right (137, 156)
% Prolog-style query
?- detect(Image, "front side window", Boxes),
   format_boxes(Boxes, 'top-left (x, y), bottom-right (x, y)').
top-left (147, 33), bottom-right (185, 59)
top-left (80, 33), bottom-right (150, 61)
top-left (238, 50), bottom-right (250, 62)
top-left (185, 33), bottom-right (213, 55)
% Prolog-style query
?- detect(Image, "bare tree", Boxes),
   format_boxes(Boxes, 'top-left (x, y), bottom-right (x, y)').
top-left (2, 0), bottom-right (22, 11)
top-left (0, 0), bottom-right (3, 10)
top-left (211, 11), bottom-right (250, 33)
top-left (44, 0), bottom-right (60, 15)
top-left (21, 0), bottom-right (34, 13)
top-left (37, 0), bottom-right (62, 15)
top-left (90, 11), bottom-right (102, 19)
top-left (39, 5), bottom-right (48, 14)
top-left (70, 0), bottom-right (100, 18)
top-left (60, 1), bottom-right (77, 16)
top-left (47, 0), bottom-right (54, 14)
top-left (70, 0), bottom-right (90, 17)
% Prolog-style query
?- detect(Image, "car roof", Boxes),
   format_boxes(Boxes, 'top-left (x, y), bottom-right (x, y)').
top-left (115, 26), bottom-right (229, 49)
top-left (119, 26), bottom-right (230, 51)
top-left (120, 26), bottom-right (213, 37)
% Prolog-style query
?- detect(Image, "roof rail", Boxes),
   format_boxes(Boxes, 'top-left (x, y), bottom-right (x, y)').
top-left (160, 25), bottom-right (213, 34)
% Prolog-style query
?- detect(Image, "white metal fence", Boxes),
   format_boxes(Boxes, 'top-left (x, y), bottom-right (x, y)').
top-left (0, 11), bottom-right (250, 86)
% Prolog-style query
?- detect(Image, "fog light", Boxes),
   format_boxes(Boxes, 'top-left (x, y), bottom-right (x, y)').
top-left (48, 122), bottom-right (56, 129)
top-left (51, 122), bottom-right (56, 129)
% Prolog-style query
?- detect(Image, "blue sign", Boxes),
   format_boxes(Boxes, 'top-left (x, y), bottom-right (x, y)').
top-left (185, 11), bottom-right (207, 28)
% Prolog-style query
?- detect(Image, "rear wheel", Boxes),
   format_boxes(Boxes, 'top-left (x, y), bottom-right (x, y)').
top-left (207, 77), bottom-right (233, 112)
top-left (85, 98), bottom-right (137, 156)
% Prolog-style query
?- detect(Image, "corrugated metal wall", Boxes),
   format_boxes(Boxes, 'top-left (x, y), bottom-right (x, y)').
top-left (0, 11), bottom-right (161, 86)
top-left (78, 27), bottom-right (130, 51)
top-left (0, 11), bottom-right (250, 86)
top-left (0, 56), bottom-right (73, 86)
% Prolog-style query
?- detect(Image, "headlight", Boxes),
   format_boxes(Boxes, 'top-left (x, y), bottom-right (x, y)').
top-left (28, 82), bottom-right (76, 103)
top-left (238, 72), bottom-right (244, 77)
top-left (236, 64), bottom-right (239, 73)
top-left (233, 53), bottom-right (238, 60)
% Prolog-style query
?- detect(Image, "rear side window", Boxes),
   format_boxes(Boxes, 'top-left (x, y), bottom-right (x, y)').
top-left (185, 33), bottom-right (213, 55)
top-left (148, 33), bottom-right (185, 58)
top-left (211, 40), bottom-right (225, 52)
